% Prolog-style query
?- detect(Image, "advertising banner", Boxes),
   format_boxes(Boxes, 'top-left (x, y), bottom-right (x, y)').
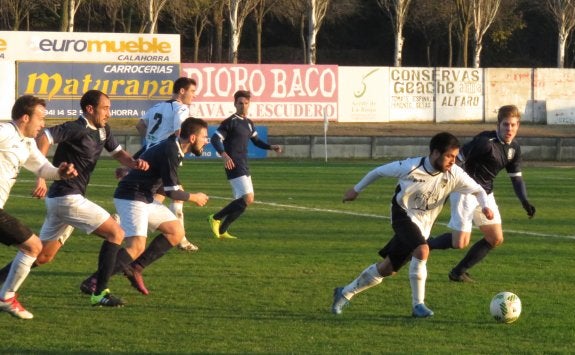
top-left (388, 67), bottom-right (484, 122)
top-left (434, 68), bottom-right (483, 122)
top-left (389, 67), bottom-right (434, 122)
top-left (484, 68), bottom-right (534, 123)
top-left (0, 31), bottom-right (180, 62)
top-left (181, 63), bottom-right (338, 121)
top-left (0, 61), bottom-right (14, 120)
top-left (17, 62), bottom-right (180, 119)
top-left (338, 66), bottom-right (389, 123)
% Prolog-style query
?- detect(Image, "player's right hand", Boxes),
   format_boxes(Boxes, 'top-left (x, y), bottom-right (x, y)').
top-left (342, 188), bottom-right (359, 202)
top-left (190, 192), bottom-right (209, 207)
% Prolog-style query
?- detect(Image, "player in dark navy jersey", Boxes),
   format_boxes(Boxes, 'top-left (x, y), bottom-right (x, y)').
top-left (428, 105), bottom-right (536, 282)
top-left (208, 90), bottom-right (282, 239)
top-left (134, 77), bottom-right (199, 252)
top-left (0, 90), bottom-right (149, 308)
top-left (81, 117), bottom-right (209, 295)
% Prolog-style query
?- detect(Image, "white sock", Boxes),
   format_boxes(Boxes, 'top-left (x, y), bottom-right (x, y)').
top-left (342, 263), bottom-right (383, 300)
top-left (409, 257), bottom-right (427, 307)
top-left (169, 201), bottom-right (185, 227)
top-left (0, 251), bottom-right (36, 300)
top-left (169, 201), bottom-right (188, 244)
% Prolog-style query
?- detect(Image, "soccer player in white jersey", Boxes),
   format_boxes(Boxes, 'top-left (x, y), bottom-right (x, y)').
top-left (331, 132), bottom-right (494, 318)
top-left (0, 95), bottom-right (77, 319)
top-left (135, 77), bottom-right (199, 252)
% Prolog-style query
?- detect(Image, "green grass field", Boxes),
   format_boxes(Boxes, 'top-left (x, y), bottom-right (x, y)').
top-left (1, 159), bottom-right (574, 354)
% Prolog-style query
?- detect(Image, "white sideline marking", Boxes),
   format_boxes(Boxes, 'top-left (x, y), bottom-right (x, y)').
top-left (11, 190), bottom-right (575, 241)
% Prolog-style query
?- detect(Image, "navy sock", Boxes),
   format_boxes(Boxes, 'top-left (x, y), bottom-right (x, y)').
top-left (428, 232), bottom-right (454, 250)
top-left (132, 234), bottom-right (173, 270)
top-left (452, 238), bottom-right (493, 275)
top-left (218, 198), bottom-right (247, 233)
top-left (95, 241), bottom-right (121, 294)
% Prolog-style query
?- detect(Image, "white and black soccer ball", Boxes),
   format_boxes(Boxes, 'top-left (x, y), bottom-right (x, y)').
top-left (490, 291), bottom-right (522, 324)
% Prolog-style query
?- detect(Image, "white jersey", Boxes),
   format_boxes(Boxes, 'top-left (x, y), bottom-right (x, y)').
top-left (354, 156), bottom-right (488, 238)
top-left (141, 100), bottom-right (189, 148)
top-left (0, 122), bottom-right (51, 208)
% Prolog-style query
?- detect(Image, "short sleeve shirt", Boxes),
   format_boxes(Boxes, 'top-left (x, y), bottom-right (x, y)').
top-left (142, 100), bottom-right (189, 147)
top-left (47, 116), bottom-right (121, 197)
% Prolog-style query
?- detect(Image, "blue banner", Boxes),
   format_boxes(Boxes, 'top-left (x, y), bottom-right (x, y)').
top-left (186, 126), bottom-right (268, 159)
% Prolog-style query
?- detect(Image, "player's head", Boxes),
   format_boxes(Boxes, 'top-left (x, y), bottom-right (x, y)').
top-left (497, 105), bottom-right (521, 144)
top-left (11, 95), bottom-right (47, 138)
top-left (429, 132), bottom-right (460, 172)
top-left (233, 90), bottom-right (251, 117)
top-left (173, 77), bottom-right (197, 105)
top-left (180, 117), bottom-right (208, 156)
top-left (80, 90), bottom-right (111, 128)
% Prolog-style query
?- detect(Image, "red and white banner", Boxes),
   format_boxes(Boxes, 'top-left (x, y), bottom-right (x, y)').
top-left (181, 63), bottom-right (338, 121)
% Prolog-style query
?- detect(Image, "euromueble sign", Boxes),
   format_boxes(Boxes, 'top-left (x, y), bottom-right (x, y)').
top-left (17, 62), bottom-right (180, 119)
top-left (0, 31), bottom-right (180, 62)
top-left (181, 63), bottom-right (338, 121)
top-left (0, 30), bottom-right (180, 120)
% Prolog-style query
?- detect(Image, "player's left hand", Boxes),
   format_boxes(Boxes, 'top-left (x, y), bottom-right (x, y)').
top-left (57, 162), bottom-right (78, 179)
top-left (32, 177), bottom-right (48, 199)
top-left (271, 145), bottom-right (283, 154)
top-left (133, 159), bottom-right (149, 171)
top-left (522, 201), bottom-right (536, 219)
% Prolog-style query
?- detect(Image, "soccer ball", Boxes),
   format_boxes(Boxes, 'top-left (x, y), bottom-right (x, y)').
top-left (490, 291), bottom-right (521, 323)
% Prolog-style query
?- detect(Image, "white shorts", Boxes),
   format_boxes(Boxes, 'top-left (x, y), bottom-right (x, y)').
top-left (229, 175), bottom-right (254, 199)
top-left (114, 198), bottom-right (177, 238)
top-left (447, 192), bottom-right (501, 233)
top-left (40, 195), bottom-right (110, 244)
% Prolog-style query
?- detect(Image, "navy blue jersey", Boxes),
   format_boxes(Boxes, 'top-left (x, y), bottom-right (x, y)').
top-left (212, 114), bottom-right (268, 179)
top-left (114, 135), bottom-right (182, 203)
top-left (47, 117), bottom-right (120, 197)
top-left (460, 130), bottom-right (522, 194)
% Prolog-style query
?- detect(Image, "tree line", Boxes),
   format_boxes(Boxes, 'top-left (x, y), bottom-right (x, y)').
top-left (1, 0), bottom-right (574, 68)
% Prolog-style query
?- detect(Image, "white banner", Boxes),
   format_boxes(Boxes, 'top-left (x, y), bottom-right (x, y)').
top-left (0, 31), bottom-right (180, 62)
top-left (338, 67), bottom-right (389, 123)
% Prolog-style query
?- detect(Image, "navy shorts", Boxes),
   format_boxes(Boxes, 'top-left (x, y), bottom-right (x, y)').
top-left (378, 202), bottom-right (426, 272)
top-left (0, 209), bottom-right (35, 246)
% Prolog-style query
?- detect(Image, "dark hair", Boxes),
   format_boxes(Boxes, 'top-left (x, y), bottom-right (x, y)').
top-left (233, 90), bottom-right (251, 103)
top-left (173, 77), bottom-right (197, 94)
top-left (12, 95), bottom-right (46, 120)
top-left (80, 90), bottom-right (108, 112)
top-left (429, 132), bottom-right (460, 154)
top-left (497, 105), bottom-right (521, 124)
top-left (180, 117), bottom-right (208, 138)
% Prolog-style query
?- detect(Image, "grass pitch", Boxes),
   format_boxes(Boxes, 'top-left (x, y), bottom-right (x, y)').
top-left (1, 159), bottom-right (574, 353)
